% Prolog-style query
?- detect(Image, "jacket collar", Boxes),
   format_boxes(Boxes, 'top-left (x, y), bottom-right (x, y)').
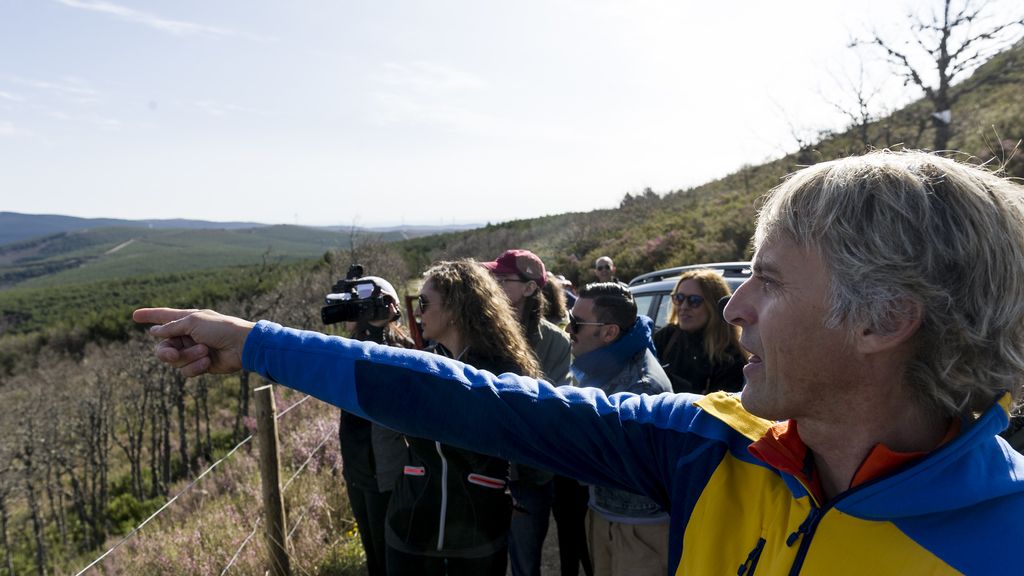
top-left (572, 316), bottom-right (656, 380)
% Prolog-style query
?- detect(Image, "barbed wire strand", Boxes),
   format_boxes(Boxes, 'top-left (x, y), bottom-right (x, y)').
top-left (73, 433), bottom-right (255, 576)
top-left (220, 516), bottom-right (263, 576)
top-left (283, 428), bottom-right (335, 493)
top-left (73, 391), bottom-right (311, 569)
top-left (276, 393), bottom-right (312, 418)
top-left (223, 427), bottom-right (334, 574)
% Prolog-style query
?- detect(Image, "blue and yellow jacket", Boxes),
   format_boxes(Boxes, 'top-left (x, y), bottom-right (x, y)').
top-left (244, 321), bottom-right (1024, 575)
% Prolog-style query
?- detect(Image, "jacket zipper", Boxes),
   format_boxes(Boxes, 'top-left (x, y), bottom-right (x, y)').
top-left (777, 416), bottom-right (972, 574)
top-left (785, 506), bottom-right (824, 575)
top-left (737, 537), bottom-right (766, 576)
top-left (435, 441), bottom-right (448, 551)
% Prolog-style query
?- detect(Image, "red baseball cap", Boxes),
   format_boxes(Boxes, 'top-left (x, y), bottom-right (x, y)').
top-left (482, 249), bottom-right (547, 287)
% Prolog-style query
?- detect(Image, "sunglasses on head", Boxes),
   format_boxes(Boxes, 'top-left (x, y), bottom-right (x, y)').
top-left (673, 293), bottom-right (705, 308)
top-left (566, 311), bottom-right (609, 334)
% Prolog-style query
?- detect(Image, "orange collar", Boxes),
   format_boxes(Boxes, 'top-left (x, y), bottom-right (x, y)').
top-left (748, 419), bottom-right (960, 504)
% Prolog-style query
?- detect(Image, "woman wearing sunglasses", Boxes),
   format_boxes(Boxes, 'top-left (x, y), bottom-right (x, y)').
top-left (388, 260), bottom-right (540, 576)
top-left (652, 269), bottom-right (747, 394)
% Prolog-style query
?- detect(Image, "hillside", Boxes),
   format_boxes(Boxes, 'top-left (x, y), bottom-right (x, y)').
top-left (0, 221), bottom-right (482, 290)
top-left (0, 225), bottom-right (347, 289)
top-left (0, 212), bottom-right (266, 246)
top-left (395, 40), bottom-right (1024, 285)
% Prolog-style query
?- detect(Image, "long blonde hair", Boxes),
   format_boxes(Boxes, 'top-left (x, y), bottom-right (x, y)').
top-left (667, 269), bottom-right (744, 364)
top-left (424, 260), bottom-right (540, 378)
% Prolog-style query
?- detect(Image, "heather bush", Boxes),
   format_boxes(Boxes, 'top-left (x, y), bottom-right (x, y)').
top-left (87, 394), bottom-right (362, 575)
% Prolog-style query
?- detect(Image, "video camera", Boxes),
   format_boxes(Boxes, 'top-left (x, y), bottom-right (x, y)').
top-left (321, 264), bottom-right (398, 325)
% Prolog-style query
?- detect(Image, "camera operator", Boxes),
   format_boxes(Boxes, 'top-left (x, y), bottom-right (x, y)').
top-left (327, 271), bottom-right (415, 576)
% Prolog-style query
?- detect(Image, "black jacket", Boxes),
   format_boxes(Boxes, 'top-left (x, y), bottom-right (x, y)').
top-left (652, 325), bottom-right (745, 394)
top-left (340, 324), bottom-right (413, 492)
top-left (385, 346), bottom-right (513, 558)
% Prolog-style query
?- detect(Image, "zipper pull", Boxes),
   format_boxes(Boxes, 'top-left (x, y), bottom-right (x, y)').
top-left (737, 537), bottom-right (766, 576)
top-left (786, 508), bottom-right (818, 547)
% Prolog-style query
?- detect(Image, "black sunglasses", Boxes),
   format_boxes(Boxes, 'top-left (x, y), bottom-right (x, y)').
top-left (673, 293), bottom-right (705, 309)
top-left (595, 265), bottom-right (611, 271)
top-left (417, 295), bottom-right (430, 312)
top-left (566, 311), bottom-right (609, 334)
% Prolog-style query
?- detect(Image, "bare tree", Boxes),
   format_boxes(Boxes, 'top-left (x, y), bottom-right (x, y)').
top-left (823, 62), bottom-right (890, 149)
top-left (852, 0), bottom-right (1024, 150)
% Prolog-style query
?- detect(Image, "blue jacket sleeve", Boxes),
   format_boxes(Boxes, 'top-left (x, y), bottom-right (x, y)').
top-left (243, 320), bottom-right (706, 505)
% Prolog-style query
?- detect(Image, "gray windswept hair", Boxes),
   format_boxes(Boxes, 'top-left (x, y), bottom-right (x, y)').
top-left (755, 150), bottom-right (1024, 417)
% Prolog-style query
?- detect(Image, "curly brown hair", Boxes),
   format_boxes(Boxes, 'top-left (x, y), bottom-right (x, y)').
top-left (423, 260), bottom-right (540, 378)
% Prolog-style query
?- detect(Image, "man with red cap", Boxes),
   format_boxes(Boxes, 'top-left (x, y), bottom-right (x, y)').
top-left (482, 249), bottom-right (578, 576)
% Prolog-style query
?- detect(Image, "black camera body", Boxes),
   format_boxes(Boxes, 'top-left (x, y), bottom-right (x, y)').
top-left (321, 264), bottom-right (396, 325)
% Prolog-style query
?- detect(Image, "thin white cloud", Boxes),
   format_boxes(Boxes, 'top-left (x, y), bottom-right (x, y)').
top-left (192, 100), bottom-right (268, 117)
top-left (0, 90), bottom-right (24, 102)
top-left (369, 61), bottom-right (494, 131)
top-left (56, 0), bottom-right (240, 39)
top-left (0, 120), bottom-right (38, 139)
top-left (375, 62), bottom-right (487, 96)
top-left (9, 75), bottom-right (99, 102)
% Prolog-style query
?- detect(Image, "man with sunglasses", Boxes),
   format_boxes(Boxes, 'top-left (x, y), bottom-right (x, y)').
top-left (567, 283), bottom-right (671, 576)
top-left (592, 257), bottom-right (626, 287)
top-left (137, 151), bottom-right (1024, 574)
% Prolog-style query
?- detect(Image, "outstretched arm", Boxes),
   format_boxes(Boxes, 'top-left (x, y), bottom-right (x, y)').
top-left (133, 308), bottom-right (255, 377)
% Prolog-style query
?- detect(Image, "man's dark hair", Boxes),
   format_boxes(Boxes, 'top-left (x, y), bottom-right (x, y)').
top-left (578, 282), bottom-right (636, 333)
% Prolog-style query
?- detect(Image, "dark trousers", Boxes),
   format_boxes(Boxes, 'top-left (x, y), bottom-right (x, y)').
top-left (347, 483), bottom-right (392, 576)
top-left (386, 545), bottom-right (508, 576)
top-left (508, 480), bottom-right (554, 576)
top-left (551, 476), bottom-right (593, 576)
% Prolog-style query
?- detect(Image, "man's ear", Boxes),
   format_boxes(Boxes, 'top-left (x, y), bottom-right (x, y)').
top-left (857, 298), bottom-right (923, 354)
top-left (601, 324), bottom-right (621, 344)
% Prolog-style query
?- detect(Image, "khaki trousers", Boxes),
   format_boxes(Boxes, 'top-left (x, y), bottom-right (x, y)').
top-left (585, 509), bottom-right (669, 576)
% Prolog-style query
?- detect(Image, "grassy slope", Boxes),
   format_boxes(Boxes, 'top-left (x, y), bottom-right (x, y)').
top-left (394, 41), bottom-right (1024, 284)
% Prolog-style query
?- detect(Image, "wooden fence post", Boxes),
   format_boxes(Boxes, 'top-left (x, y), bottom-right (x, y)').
top-left (255, 385), bottom-right (291, 576)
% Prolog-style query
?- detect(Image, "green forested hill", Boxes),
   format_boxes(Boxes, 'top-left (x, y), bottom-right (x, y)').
top-left (0, 225), bottom-right (354, 289)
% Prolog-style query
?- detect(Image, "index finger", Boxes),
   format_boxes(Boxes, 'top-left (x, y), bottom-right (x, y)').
top-left (133, 307), bottom-right (199, 326)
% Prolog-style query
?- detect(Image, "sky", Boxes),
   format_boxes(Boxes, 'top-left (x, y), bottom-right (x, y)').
top-left (0, 0), bottom-right (1009, 227)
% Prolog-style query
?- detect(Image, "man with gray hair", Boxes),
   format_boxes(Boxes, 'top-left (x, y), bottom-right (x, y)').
top-left (137, 150), bottom-right (1024, 574)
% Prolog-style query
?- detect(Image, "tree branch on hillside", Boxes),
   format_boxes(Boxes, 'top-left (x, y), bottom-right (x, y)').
top-left (850, 0), bottom-right (1024, 150)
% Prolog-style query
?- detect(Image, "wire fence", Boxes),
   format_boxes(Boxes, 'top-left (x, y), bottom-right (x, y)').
top-left (73, 390), bottom-right (332, 576)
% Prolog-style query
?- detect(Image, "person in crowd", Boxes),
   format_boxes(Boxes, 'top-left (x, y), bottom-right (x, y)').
top-left (482, 249), bottom-right (572, 576)
top-left (652, 269), bottom-right (746, 394)
top-left (137, 150), bottom-right (1024, 574)
top-left (337, 276), bottom-right (416, 576)
top-left (543, 270), bottom-right (591, 576)
top-left (542, 272), bottom-right (570, 327)
top-left (568, 283), bottom-right (671, 576)
top-left (557, 274), bottom-right (578, 310)
top-left (592, 257), bottom-right (625, 286)
top-left (361, 261), bottom-right (540, 574)
top-left (383, 259), bottom-right (539, 575)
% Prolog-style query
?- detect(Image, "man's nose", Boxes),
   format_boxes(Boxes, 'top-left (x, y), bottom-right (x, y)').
top-left (724, 279), bottom-right (753, 327)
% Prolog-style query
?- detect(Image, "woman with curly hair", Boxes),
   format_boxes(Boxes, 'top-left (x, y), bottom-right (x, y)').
top-left (652, 269), bottom-right (746, 394)
top-left (386, 259), bottom-right (540, 576)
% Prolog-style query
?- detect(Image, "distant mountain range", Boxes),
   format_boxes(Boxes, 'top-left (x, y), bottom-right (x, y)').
top-left (0, 212), bottom-right (480, 289)
top-left (0, 211), bottom-right (479, 247)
